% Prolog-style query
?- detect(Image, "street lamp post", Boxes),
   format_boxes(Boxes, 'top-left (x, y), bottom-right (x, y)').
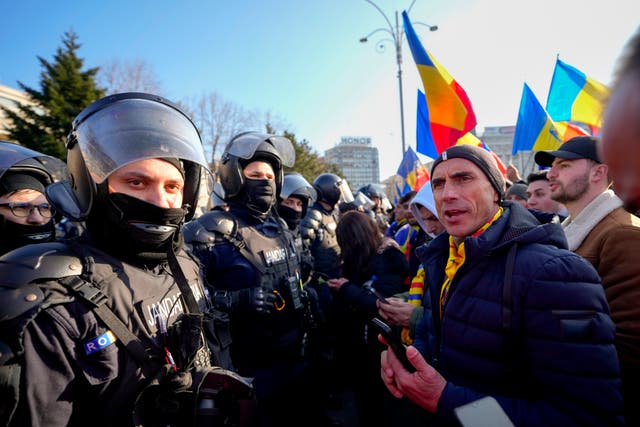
top-left (360, 0), bottom-right (437, 156)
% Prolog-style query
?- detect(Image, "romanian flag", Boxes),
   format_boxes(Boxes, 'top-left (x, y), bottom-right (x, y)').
top-left (546, 59), bottom-right (609, 131)
top-left (403, 11), bottom-right (476, 154)
top-left (416, 90), bottom-right (438, 159)
top-left (456, 132), bottom-right (508, 177)
top-left (512, 83), bottom-right (562, 155)
top-left (396, 146), bottom-right (430, 191)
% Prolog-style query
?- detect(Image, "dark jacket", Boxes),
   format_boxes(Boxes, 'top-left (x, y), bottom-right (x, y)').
top-left (414, 202), bottom-right (624, 426)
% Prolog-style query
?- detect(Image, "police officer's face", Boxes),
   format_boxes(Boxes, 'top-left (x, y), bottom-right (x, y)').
top-left (282, 196), bottom-right (303, 212)
top-left (431, 158), bottom-right (499, 240)
top-left (0, 189), bottom-right (49, 226)
top-left (243, 161), bottom-right (275, 180)
top-left (107, 159), bottom-right (184, 208)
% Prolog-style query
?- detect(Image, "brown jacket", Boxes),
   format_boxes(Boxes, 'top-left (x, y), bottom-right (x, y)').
top-left (575, 206), bottom-right (640, 366)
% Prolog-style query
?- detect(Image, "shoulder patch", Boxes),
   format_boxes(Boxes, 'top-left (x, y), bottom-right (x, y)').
top-left (84, 330), bottom-right (117, 355)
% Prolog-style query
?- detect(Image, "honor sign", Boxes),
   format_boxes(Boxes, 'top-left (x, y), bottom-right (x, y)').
top-left (340, 136), bottom-right (371, 146)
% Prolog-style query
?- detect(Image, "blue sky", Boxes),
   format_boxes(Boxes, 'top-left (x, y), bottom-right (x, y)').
top-left (1, 0), bottom-right (638, 178)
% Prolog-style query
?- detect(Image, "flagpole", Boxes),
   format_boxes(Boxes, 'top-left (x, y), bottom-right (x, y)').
top-left (360, 0), bottom-right (437, 157)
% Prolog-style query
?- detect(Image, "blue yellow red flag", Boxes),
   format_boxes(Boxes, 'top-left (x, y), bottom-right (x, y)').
top-left (403, 11), bottom-right (476, 154)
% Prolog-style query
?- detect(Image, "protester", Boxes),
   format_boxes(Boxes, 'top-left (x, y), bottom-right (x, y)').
top-left (525, 170), bottom-right (568, 219)
top-left (378, 183), bottom-right (445, 346)
top-left (328, 210), bottom-right (409, 427)
top-left (504, 182), bottom-right (528, 207)
top-left (536, 135), bottom-right (640, 425)
top-left (384, 190), bottom-right (416, 238)
top-left (600, 27), bottom-right (640, 213)
top-left (0, 93), bottom-right (248, 427)
top-left (0, 141), bottom-right (58, 255)
top-left (380, 144), bottom-right (624, 426)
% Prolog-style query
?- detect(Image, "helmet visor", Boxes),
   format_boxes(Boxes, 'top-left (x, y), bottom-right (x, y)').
top-left (0, 142), bottom-right (58, 179)
top-left (226, 134), bottom-right (295, 168)
top-left (337, 178), bottom-right (354, 203)
top-left (72, 98), bottom-right (208, 183)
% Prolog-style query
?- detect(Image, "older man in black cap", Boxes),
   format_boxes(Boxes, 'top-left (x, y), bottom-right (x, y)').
top-left (535, 135), bottom-right (640, 425)
top-left (379, 144), bottom-right (624, 426)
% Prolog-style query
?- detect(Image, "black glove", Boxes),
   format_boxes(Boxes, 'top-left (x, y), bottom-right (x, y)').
top-left (213, 288), bottom-right (277, 315)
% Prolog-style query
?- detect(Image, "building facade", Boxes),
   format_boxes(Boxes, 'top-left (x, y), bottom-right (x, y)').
top-left (324, 136), bottom-right (380, 191)
top-left (480, 125), bottom-right (538, 180)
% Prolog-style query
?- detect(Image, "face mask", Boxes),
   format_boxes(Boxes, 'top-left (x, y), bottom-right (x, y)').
top-left (244, 178), bottom-right (276, 215)
top-left (108, 193), bottom-right (187, 246)
top-left (0, 215), bottom-right (55, 255)
top-left (278, 204), bottom-right (302, 230)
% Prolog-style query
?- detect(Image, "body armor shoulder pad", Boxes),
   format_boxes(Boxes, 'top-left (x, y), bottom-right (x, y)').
top-left (184, 210), bottom-right (239, 244)
top-left (0, 242), bottom-right (83, 322)
top-left (301, 208), bottom-right (322, 229)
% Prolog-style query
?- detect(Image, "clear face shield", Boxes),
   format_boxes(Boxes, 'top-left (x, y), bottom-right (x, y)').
top-left (281, 173), bottom-right (317, 202)
top-left (353, 191), bottom-right (375, 211)
top-left (47, 95), bottom-right (210, 221)
top-left (69, 98), bottom-right (209, 184)
top-left (225, 133), bottom-right (295, 168)
top-left (337, 178), bottom-right (354, 203)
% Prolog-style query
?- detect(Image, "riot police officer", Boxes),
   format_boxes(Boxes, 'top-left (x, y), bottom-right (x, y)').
top-left (357, 183), bottom-right (391, 232)
top-left (0, 141), bottom-right (58, 255)
top-left (277, 172), bottom-right (316, 283)
top-left (184, 132), bottom-right (315, 427)
top-left (301, 173), bottom-right (353, 280)
top-left (0, 93), bottom-right (249, 427)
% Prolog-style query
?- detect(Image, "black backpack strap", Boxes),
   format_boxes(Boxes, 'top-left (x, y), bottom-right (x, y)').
top-left (59, 275), bottom-right (150, 366)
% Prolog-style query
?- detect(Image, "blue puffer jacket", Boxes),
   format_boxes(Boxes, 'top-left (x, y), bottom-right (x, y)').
top-left (414, 202), bottom-right (624, 426)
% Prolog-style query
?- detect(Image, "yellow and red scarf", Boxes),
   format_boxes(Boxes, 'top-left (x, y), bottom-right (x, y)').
top-left (438, 208), bottom-right (503, 319)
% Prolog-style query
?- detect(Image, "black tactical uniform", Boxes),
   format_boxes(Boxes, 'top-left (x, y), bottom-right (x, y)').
top-left (185, 132), bottom-right (318, 427)
top-left (300, 173), bottom-right (352, 280)
top-left (0, 93), bottom-right (250, 427)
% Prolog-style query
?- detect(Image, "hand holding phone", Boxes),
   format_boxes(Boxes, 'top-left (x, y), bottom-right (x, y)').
top-left (363, 278), bottom-right (390, 305)
top-left (370, 317), bottom-right (416, 372)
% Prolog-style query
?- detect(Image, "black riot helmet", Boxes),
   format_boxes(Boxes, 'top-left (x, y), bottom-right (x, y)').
top-left (46, 93), bottom-right (209, 222)
top-left (0, 141), bottom-right (57, 192)
top-left (358, 183), bottom-right (386, 200)
top-left (313, 173), bottom-right (354, 207)
top-left (218, 131), bottom-right (295, 200)
top-left (280, 172), bottom-right (317, 217)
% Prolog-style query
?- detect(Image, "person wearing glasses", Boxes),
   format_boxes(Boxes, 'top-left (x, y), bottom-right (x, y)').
top-left (0, 141), bottom-right (58, 255)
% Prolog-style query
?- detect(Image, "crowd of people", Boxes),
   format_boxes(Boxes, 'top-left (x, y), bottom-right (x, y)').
top-left (1, 27), bottom-right (639, 427)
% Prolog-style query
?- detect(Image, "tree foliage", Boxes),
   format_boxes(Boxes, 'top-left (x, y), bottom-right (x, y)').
top-left (1, 30), bottom-right (105, 159)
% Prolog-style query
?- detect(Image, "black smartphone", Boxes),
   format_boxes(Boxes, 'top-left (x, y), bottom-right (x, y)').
top-left (368, 286), bottom-right (391, 305)
top-left (370, 317), bottom-right (416, 372)
top-left (364, 281), bottom-right (390, 304)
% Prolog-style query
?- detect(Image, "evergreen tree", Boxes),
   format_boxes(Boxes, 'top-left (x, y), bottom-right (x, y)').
top-left (1, 30), bottom-right (105, 159)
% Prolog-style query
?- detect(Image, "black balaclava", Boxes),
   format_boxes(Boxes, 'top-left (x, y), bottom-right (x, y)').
top-left (278, 195), bottom-right (305, 230)
top-left (88, 185), bottom-right (187, 262)
top-left (0, 171), bottom-right (55, 255)
top-left (0, 216), bottom-right (55, 255)
top-left (229, 156), bottom-right (278, 220)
